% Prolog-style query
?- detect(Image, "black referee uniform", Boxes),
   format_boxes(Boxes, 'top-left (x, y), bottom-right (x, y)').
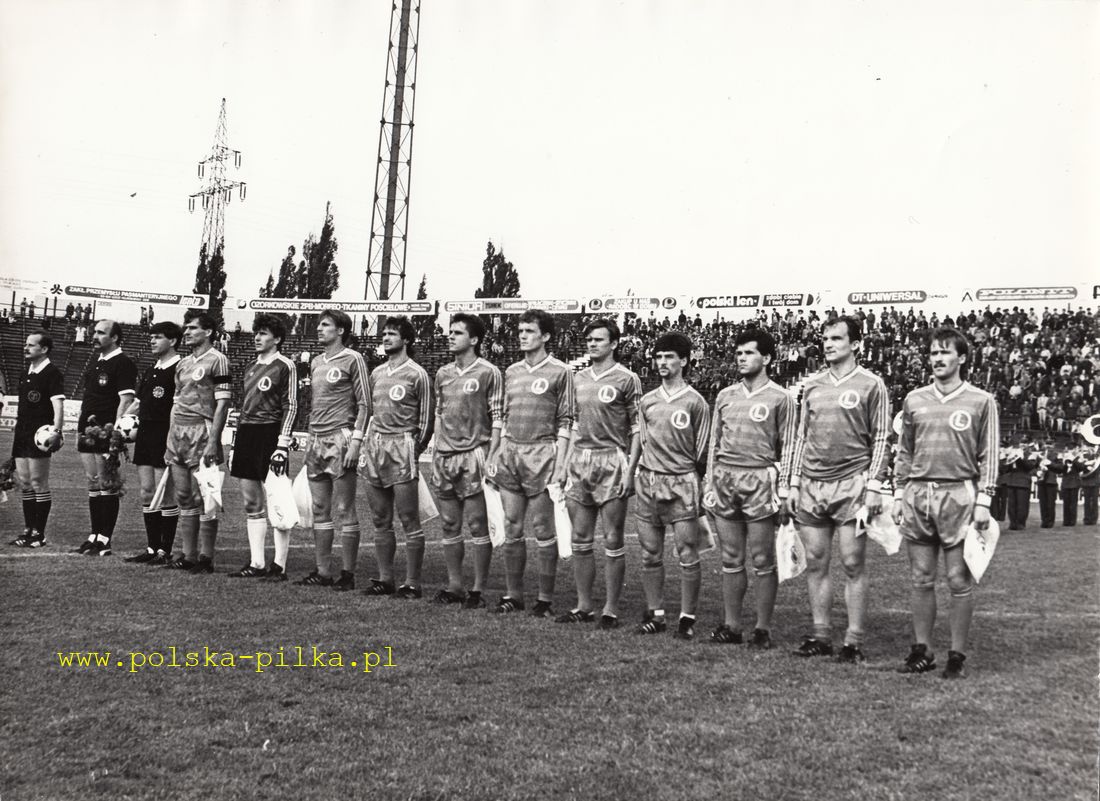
top-left (13, 358), bottom-right (65, 541)
top-left (133, 355), bottom-right (181, 557)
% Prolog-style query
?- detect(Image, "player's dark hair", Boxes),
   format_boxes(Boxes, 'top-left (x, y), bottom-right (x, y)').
top-left (29, 330), bottom-right (53, 354)
top-left (451, 313), bottom-right (485, 354)
top-left (185, 312), bottom-right (219, 335)
top-left (320, 309), bottom-right (353, 345)
top-left (519, 309), bottom-right (555, 339)
top-left (930, 326), bottom-right (970, 376)
top-left (149, 321), bottom-right (182, 349)
top-left (584, 318), bottom-right (620, 344)
top-left (735, 328), bottom-right (777, 359)
top-left (384, 316), bottom-right (416, 344)
top-left (654, 333), bottom-right (691, 360)
top-left (823, 315), bottom-right (862, 343)
top-left (253, 314), bottom-right (286, 348)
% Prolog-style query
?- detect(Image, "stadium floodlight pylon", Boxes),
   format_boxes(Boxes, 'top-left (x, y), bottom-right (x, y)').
top-left (364, 0), bottom-right (421, 308)
top-left (188, 98), bottom-right (247, 263)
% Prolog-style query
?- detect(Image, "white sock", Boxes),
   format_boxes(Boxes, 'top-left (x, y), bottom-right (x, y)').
top-left (273, 527), bottom-right (290, 569)
top-left (246, 516), bottom-right (267, 568)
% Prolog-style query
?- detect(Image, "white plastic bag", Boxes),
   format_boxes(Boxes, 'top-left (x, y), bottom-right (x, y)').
top-left (547, 484), bottom-right (572, 559)
top-left (264, 472), bottom-right (300, 530)
top-left (292, 467), bottom-right (314, 529)
top-left (194, 463), bottom-right (224, 517)
top-left (962, 519), bottom-right (1000, 583)
top-left (148, 469), bottom-right (171, 512)
top-left (776, 521), bottom-right (807, 582)
top-left (417, 473), bottom-right (439, 523)
top-left (482, 482), bottom-right (506, 547)
top-left (857, 498), bottom-right (902, 556)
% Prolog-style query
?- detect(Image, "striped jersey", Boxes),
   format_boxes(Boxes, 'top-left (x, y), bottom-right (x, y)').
top-left (172, 346), bottom-right (233, 424)
top-left (894, 381), bottom-right (1000, 502)
top-left (434, 357), bottom-right (503, 453)
top-left (708, 380), bottom-right (796, 491)
top-left (308, 348), bottom-right (371, 435)
top-left (16, 359), bottom-right (65, 432)
top-left (81, 348), bottom-right (137, 421)
top-left (572, 362), bottom-right (642, 451)
top-left (368, 358), bottom-right (434, 450)
top-left (239, 352), bottom-right (299, 447)
top-left (502, 356), bottom-right (575, 443)
top-left (638, 384), bottom-right (711, 475)
top-left (789, 365), bottom-right (890, 486)
top-left (136, 355), bottom-right (179, 423)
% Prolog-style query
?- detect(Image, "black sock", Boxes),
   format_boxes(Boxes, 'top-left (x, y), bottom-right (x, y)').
top-left (142, 507), bottom-right (160, 551)
top-left (101, 492), bottom-right (121, 539)
top-left (160, 507), bottom-right (180, 553)
top-left (22, 490), bottom-right (36, 531)
top-left (35, 492), bottom-right (52, 536)
top-left (89, 493), bottom-right (103, 535)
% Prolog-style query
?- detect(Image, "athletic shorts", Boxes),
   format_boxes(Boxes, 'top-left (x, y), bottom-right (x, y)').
top-left (305, 428), bottom-right (353, 480)
top-left (230, 423), bottom-right (280, 481)
top-left (430, 447), bottom-right (488, 500)
top-left (704, 464), bottom-right (779, 522)
top-left (634, 467), bottom-right (700, 526)
top-left (493, 439), bottom-right (556, 498)
top-left (794, 473), bottom-right (866, 528)
top-left (11, 427), bottom-right (49, 459)
top-left (77, 409), bottom-right (113, 453)
top-left (564, 447), bottom-right (628, 507)
top-left (132, 419), bottom-right (170, 468)
top-left (899, 480), bottom-right (976, 549)
top-left (359, 431), bottom-right (418, 488)
top-left (165, 419), bottom-right (221, 469)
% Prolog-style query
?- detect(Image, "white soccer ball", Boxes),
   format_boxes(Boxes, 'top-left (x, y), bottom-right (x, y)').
top-left (116, 414), bottom-right (140, 442)
top-left (34, 424), bottom-right (59, 453)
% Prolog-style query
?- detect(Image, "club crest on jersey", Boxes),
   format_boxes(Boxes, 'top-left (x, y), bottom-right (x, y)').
top-left (598, 385), bottom-right (617, 404)
top-left (838, 390), bottom-right (860, 409)
top-left (389, 385), bottom-right (407, 401)
top-left (152, 386), bottom-right (165, 399)
top-left (258, 376), bottom-right (273, 392)
top-left (530, 378), bottom-right (549, 395)
top-left (27, 390), bottom-right (41, 403)
top-left (949, 410), bottom-right (972, 432)
top-left (703, 490), bottom-right (717, 508)
top-left (191, 366), bottom-right (206, 381)
top-left (462, 378), bottom-right (480, 394)
top-left (749, 403), bottom-right (769, 422)
top-left (97, 374), bottom-right (108, 386)
top-left (671, 410), bottom-right (691, 430)
top-left (326, 368), bottom-right (342, 384)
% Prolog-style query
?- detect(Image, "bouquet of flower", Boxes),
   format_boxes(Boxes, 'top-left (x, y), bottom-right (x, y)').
top-left (79, 416), bottom-right (129, 494)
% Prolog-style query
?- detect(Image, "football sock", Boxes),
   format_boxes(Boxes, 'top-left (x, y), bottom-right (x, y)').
top-left (100, 491), bottom-right (121, 539)
top-left (178, 507), bottom-right (201, 559)
top-left (246, 514), bottom-right (267, 568)
top-left (313, 521), bottom-right (335, 577)
top-left (536, 537), bottom-right (558, 602)
top-left (340, 524), bottom-right (361, 572)
top-left (405, 529), bottom-right (425, 586)
top-left (471, 535), bottom-right (492, 593)
top-left (504, 537), bottom-right (527, 599)
top-left (198, 515), bottom-right (219, 560)
top-left (159, 506), bottom-right (180, 553)
top-left (604, 546), bottom-right (626, 617)
top-left (572, 544), bottom-right (595, 611)
top-left (441, 533), bottom-right (465, 593)
top-left (721, 564), bottom-right (747, 629)
top-left (142, 506), bottom-right (160, 551)
top-left (641, 562), bottom-right (665, 612)
top-left (22, 490), bottom-right (35, 531)
top-left (374, 527), bottom-right (397, 583)
top-left (680, 560), bottom-right (701, 618)
top-left (754, 566), bottom-right (778, 631)
top-left (34, 491), bottom-right (52, 535)
top-left (88, 491), bottom-right (103, 535)
top-left (273, 527), bottom-right (290, 569)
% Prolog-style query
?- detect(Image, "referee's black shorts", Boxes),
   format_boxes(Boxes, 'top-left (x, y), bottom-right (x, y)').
top-left (12, 426), bottom-right (50, 459)
top-left (132, 419), bottom-right (170, 468)
top-left (230, 423), bottom-right (280, 481)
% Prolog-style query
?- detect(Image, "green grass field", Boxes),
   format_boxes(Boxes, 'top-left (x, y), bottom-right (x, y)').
top-left (1, 434), bottom-right (1097, 801)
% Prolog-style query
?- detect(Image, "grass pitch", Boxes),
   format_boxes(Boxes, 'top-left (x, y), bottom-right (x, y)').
top-left (1, 434), bottom-right (1096, 801)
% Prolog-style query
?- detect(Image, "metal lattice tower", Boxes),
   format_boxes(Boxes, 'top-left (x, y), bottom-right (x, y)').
top-left (364, 0), bottom-right (421, 302)
top-left (189, 98), bottom-right (246, 254)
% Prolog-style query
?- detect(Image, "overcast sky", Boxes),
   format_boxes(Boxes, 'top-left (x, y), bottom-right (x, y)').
top-left (0, 0), bottom-right (1095, 307)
